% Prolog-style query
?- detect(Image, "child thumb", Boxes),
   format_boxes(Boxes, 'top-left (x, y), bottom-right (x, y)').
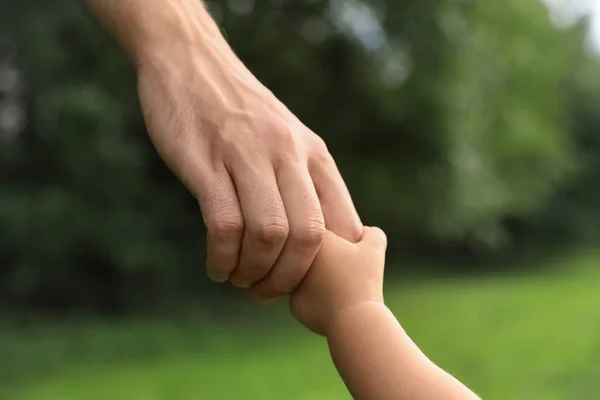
top-left (360, 226), bottom-right (387, 250)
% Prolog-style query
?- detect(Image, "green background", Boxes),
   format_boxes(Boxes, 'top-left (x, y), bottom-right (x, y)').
top-left (2, 0), bottom-right (600, 398)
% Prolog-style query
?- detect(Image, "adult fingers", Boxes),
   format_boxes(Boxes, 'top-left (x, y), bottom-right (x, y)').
top-left (249, 164), bottom-right (325, 302)
top-left (228, 163), bottom-right (288, 288)
top-left (198, 169), bottom-right (245, 283)
top-left (309, 138), bottom-right (363, 243)
top-left (154, 122), bottom-right (244, 284)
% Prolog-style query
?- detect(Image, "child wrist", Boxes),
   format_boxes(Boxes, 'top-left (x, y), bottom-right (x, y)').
top-left (323, 300), bottom-right (387, 337)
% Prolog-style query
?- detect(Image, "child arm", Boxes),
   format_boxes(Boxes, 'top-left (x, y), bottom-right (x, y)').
top-left (290, 227), bottom-right (481, 399)
top-left (325, 301), bottom-right (481, 400)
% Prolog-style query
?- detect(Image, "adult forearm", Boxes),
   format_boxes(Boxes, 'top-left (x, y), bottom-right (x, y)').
top-left (85, 0), bottom-right (211, 64)
top-left (84, 0), bottom-right (258, 87)
top-left (325, 302), bottom-right (479, 400)
top-left (85, 0), bottom-right (270, 124)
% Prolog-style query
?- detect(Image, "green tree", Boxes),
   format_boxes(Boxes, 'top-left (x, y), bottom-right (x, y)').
top-left (0, 0), bottom-right (597, 312)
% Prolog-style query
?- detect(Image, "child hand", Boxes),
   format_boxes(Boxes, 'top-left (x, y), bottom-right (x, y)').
top-left (289, 226), bottom-right (387, 335)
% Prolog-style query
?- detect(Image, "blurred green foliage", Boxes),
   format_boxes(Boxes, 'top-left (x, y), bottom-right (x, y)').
top-left (1, 0), bottom-right (600, 312)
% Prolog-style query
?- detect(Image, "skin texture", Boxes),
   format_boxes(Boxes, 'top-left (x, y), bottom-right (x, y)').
top-left (83, 0), bottom-right (363, 300)
top-left (291, 228), bottom-right (482, 400)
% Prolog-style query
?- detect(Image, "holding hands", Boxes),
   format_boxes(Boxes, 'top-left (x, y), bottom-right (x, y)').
top-left (288, 226), bottom-right (387, 335)
top-left (85, 1), bottom-right (481, 397)
top-left (288, 228), bottom-right (481, 400)
top-left (86, 0), bottom-right (362, 303)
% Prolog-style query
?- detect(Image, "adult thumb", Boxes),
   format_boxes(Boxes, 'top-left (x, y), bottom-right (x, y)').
top-left (360, 226), bottom-right (387, 250)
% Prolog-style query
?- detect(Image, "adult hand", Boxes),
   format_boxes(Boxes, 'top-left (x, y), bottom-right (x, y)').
top-left (138, 60), bottom-right (362, 301)
top-left (85, 0), bottom-right (362, 301)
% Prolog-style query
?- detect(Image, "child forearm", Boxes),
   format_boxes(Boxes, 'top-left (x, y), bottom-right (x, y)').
top-left (325, 302), bottom-right (480, 400)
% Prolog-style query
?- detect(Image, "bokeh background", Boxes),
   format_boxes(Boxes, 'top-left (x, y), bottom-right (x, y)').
top-left (2, 0), bottom-right (600, 399)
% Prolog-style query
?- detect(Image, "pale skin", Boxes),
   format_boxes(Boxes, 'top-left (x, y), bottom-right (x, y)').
top-left (82, 2), bottom-right (482, 397)
top-left (83, 0), bottom-right (362, 301)
top-left (291, 227), bottom-right (482, 400)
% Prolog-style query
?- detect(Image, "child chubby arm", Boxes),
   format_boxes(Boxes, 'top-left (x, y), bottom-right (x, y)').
top-left (289, 227), bottom-right (481, 400)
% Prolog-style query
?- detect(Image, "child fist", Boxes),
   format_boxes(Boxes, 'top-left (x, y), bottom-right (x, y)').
top-left (289, 226), bottom-right (387, 335)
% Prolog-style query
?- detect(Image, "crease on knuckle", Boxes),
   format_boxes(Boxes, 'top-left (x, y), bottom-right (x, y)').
top-left (209, 215), bottom-right (244, 242)
top-left (253, 217), bottom-right (289, 246)
top-left (292, 219), bottom-right (326, 248)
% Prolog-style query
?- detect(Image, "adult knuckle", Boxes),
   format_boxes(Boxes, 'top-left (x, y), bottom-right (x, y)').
top-left (253, 218), bottom-right (289, 246)
top-left (222, 132), bottom-right (254, 163)
top-left (209, 215), bottom-right (244, 241)
top-left (268, 120), bottom-right (292, 139)
top-left (270, 123), bottom-right (299, 149)
top-left (311, 136), bottom-right (334, 166)
top-left (313, 135), bottom-right (329, 154)
top-left (220, 131), bottom-right (240, 153)
top-left (273, 137), bottom-right (305, 170)
top-left (292, 220), bottom-right (326, 248)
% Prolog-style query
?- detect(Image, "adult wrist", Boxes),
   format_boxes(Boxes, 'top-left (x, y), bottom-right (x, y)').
top-left (128, 0), bottom-right (222, 69)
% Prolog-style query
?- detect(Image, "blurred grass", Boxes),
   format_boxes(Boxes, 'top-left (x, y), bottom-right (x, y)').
top-left (3, 251), bottom-right (600, 400)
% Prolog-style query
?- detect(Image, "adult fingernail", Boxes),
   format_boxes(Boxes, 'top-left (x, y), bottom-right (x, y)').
top-left (232, 281), bottom-right (251, 288)
top-left (208, 273), bottom-right (228, 283)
